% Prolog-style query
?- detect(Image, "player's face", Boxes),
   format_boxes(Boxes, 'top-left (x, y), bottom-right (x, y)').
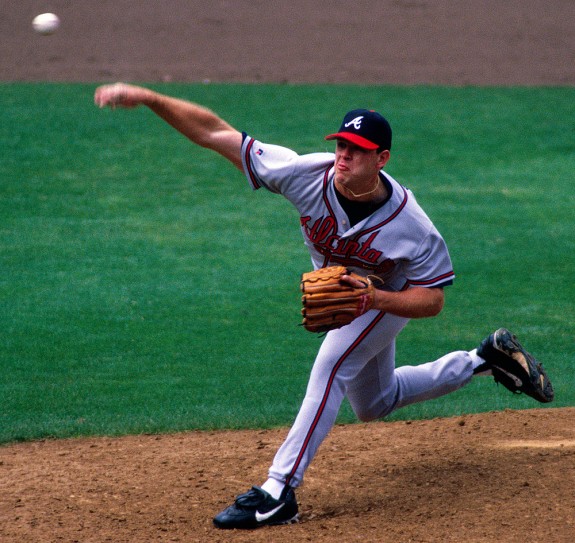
top-left (334, 140), bottom-right (389, 186)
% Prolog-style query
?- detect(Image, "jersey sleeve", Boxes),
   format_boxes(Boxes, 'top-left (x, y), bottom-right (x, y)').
top-left (241, 134), bottom-right (299, 194)
top-left (241, 133), bottom-right (334, 196)
top-left (404, 226), bottom-right (455, 288)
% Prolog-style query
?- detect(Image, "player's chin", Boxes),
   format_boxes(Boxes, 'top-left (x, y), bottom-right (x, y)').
top-left (334, 171), bottom-right (350, 184)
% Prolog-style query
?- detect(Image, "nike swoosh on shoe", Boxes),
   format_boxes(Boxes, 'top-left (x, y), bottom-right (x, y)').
top-left (255, 503), bottom-right (285, 523)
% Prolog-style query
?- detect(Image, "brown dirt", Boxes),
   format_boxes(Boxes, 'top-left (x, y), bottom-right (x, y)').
top-left (2, 409), bottom-right (575, 542)
top-left (3, 0), bottom-right (575, 84)
top-left (2, 1), bottom-right (575, 542)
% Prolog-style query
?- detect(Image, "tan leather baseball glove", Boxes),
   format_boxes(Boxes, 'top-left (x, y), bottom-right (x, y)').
top-left (300, 265), bottom-right (375, 333)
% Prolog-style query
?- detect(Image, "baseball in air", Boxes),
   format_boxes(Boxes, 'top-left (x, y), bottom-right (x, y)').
top-left (32, 13), bottom-right (61, 35)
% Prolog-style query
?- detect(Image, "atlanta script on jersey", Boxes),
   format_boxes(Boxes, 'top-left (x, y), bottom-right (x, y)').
top-left (241, 134), bottom-right (455, 293)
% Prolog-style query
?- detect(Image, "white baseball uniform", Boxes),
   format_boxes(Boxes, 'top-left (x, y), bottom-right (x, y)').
top-left (241, 134), bottom-right (477, 488)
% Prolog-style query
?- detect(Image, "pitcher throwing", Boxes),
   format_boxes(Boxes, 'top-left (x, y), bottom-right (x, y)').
top-left (95, 83), bottom-right (554, 529)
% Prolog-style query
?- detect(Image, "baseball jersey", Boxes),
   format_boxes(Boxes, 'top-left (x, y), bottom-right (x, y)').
top-left (241, 134), bottom-right (454, 292)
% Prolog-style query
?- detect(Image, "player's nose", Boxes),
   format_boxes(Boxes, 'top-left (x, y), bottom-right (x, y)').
top-left (337, 142), bottom-right (352, 159)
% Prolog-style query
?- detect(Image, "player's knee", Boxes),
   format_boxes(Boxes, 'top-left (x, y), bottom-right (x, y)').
top-left (355, 409), bottom-right (379, 423)
top-left (352, 397), bottom-right (397, 422)
top-left (348, 379), bottom-right (400, 422)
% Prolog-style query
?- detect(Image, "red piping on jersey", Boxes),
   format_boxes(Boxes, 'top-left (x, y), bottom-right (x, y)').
top-left (322, 166), bottom-right (336, 216)
top-left (284, 310), bottom-right (386, 487)
top-left (352, 184), bottom-right (409, 239)
top-left (244, 137), bottom-right (261, 189)
top-left (321, 167), bottom-right (338, 267)
top-left (408, 271), bottom-right (455, 287)
top-left (320, 172), bottom-right (409, 268)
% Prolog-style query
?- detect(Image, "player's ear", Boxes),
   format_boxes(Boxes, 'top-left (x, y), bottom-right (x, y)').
top-left (377, 149), bottom-right (390, 168)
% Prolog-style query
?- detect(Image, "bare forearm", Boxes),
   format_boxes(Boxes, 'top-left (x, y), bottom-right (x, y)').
top-left (94, 83), bottom-right (243, 168)
top-left (373, 287), bottom-right (444, 318)
top-left (145, 93), bottom-right (234, 148)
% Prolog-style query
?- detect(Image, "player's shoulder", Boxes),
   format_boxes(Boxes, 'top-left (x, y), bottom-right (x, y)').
top-left (248, 138), bottom-right (335, 174)
top-left (244, 134), bottom-right (333, 163)
top-left (384, 173), bottom-right (437, 227)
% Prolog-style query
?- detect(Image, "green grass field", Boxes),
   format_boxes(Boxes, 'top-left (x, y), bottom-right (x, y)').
top-left (1, 83), bottom-right (574, 444)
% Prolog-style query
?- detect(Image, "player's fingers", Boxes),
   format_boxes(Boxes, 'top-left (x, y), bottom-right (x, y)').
top-left (94, 83), bottom-right (128, 108)
top-left (340, 274), bottom-right (367, 289)
top-left (94, 87), bottom-right (104, 107)
top-left (94, 85), bottom-right (116, 108)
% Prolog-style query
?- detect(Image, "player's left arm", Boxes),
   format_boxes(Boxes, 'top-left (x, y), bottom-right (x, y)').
top-left (371, 286), bottom-right (444, 318)
top-left (342, 274), bottom-right (444, 318)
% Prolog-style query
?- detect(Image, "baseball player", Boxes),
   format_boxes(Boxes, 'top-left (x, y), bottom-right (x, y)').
top-left (94, 83), bottom-right (554, 530)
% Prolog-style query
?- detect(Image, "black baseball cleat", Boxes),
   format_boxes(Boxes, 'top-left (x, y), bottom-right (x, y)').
top-left (476, 328), bottom-right (554, 403)
top-left (213, 486), bottom-right (299, 529)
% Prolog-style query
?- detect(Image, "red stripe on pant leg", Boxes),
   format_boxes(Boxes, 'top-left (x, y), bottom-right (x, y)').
top-left (285, 312), bottom-right (385, 486)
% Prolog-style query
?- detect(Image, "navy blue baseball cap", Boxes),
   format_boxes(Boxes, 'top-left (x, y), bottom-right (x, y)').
top-left (325, 109), bottom-right (392, 151)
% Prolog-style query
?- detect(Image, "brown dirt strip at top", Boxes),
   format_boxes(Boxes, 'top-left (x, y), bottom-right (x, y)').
top-left (3, 0), bottom-right (575, 85)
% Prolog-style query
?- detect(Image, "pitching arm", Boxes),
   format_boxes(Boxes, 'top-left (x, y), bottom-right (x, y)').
top-left (94, 83), bottom-right (243, 170)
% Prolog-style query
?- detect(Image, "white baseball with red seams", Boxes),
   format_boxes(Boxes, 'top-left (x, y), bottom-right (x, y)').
top-left (241, 135), bottom-right (476, 488)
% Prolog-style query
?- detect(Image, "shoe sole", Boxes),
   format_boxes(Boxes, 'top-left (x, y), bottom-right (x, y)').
top-left (267, 513), bottom-right (300, 526)
top-left (493, 328), bottom-right (554, 403)
top-left (213, 513), bottom-right (299, 530)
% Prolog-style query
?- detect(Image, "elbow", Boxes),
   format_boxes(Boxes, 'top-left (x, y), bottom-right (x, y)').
top-left (424, 288), bottom-right (445, 317)
top-left (428, 299), bottom-right (444, 317)
top-left (429, 291), bottom-right (445, 317)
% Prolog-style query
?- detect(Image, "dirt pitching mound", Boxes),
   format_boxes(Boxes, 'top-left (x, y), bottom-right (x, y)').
top-left (2, 408), bottom-right (575, 542)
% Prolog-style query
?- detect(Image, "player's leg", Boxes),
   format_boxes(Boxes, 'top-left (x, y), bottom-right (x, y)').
top-left (347, 328), bottom-right (553, 424)
top-left (345, 340), bottom-right (397, 421)
top-left (266, 310), bottom-right (409, 488)
top-left (392, 328), bottom-right (554, 409)
top-left (213, 309), bottom-right (404, 529)
top-left (345, 331), bottom-right (475, 421)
